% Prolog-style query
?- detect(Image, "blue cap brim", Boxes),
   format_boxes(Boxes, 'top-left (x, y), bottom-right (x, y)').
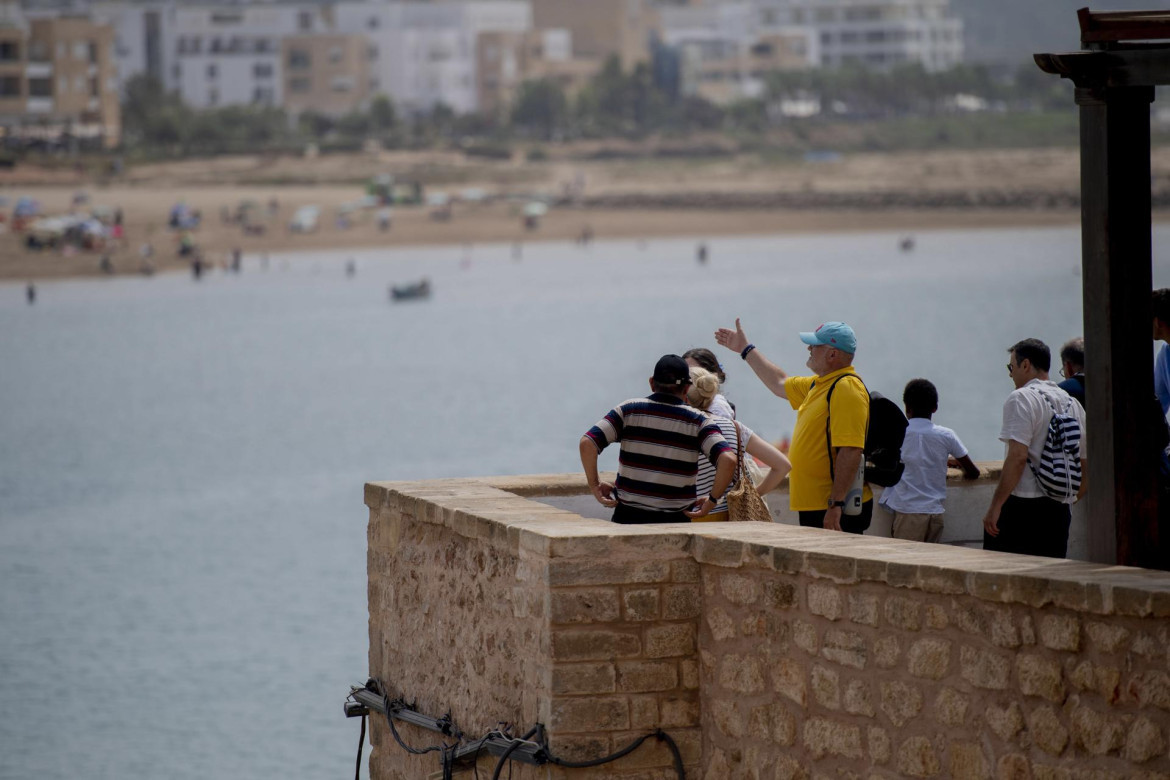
top-left (799, 331), bottom-right (821, 346)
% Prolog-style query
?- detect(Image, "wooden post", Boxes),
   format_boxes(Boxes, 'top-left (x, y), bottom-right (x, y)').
top-left (1076, 84), bottom-right (1160, 566)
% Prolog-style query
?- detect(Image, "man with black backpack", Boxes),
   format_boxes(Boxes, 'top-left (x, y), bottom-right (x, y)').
top-left (715, 319), bottom-right (880, 534)
top-left (983, 338), bottom-right (1087, 558)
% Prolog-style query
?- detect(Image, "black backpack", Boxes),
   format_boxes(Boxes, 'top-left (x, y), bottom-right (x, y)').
top-left (825, 375), bottom-right (908, 488)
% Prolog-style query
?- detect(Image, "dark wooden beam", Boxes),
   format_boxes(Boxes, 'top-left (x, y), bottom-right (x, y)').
top-left (1076, 84), bottom-right (1161, 566)
top-left (1035, 49), bottom-right (1170, 88)
top-left (1079, 7), bottom-right (1170, 45)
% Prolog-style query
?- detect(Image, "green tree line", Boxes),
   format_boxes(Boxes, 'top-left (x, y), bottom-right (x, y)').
top-left (119, 57), bottom-right (1075, 157)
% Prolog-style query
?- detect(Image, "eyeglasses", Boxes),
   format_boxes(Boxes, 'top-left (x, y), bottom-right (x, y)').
top-left (1006, 363), bottom-right (1014, 375)
top-left (1059, 367), bottom-right (1067, 378)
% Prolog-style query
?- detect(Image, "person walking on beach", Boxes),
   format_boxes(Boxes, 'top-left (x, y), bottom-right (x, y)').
top-left (1057, 337), bottom-right (1086, 408)
top-left (983, 338), bottom-right (1086, 558)
top-left (714, 319), bottom-right (872, 533)
top-left (878, 378), bottom-right (980, 543)
top-left (580, 355), bottom-right (736, 524)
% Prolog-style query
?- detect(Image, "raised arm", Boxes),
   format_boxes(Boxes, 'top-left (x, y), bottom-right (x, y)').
top-left (714, 318), bottom-right (789, 399)
top-left (746, 433), bottom-right (791, 496)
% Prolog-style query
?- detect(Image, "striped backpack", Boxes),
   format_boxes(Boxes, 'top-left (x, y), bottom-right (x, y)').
top-left (1027, 389), bottom-right (1083, 501)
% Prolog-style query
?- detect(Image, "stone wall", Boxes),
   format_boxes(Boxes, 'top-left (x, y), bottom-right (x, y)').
top-left (364, 475), bottom-right (1170, 779)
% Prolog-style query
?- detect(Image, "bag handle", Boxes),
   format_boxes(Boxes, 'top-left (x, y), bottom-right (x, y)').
top-left (732, 420), bottom-right (745, 488)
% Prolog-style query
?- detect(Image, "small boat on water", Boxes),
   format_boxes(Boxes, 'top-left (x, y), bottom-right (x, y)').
top-left (390, 278), bottom-right (432, 302)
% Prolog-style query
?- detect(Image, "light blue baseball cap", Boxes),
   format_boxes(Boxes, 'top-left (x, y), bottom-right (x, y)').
top-left (799, 322), bottom-right (857, 354)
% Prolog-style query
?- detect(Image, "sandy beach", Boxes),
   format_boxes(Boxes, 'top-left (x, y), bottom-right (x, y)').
top-left (3, 145), bottom-right (1168, 281)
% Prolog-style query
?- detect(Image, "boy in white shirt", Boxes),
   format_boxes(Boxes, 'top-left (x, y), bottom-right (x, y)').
top-left (880, 379), bottom-right (981, 542)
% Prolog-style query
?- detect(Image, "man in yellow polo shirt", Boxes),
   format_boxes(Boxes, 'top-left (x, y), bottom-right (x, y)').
top-left (715, 319), bottom-right (872, 533)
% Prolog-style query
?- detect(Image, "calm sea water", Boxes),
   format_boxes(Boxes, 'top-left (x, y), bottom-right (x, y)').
top-left (1, 226), bottom-right (1168, 779)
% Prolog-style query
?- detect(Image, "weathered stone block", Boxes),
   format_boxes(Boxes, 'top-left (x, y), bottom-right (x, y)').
top-left (896, 735), bottom-right (940, 777)
top-left (807, 582), bottom-right (844, 621)
top-left (720, 572), bottom-right (760, 605)
top-left (549, 559), bottom-right (671, 587)
top-left (671, 559), bottom-right (700, 583)
top-left (629, 694), bottom-right (659, 728)
top-left (710, 699), bottom-right (743, 738)
top-left (718, 653), bottom-right (765, 694)
top-left (949, 741), bottom-right (989, 779)
top-left (1123, 715), bottom-right (1167, 763)
top-left (919, 565), bottom-right (967, 595)
top-left (935, 687), bottom-right (969, 726)
top-left (844, 679), bottom-right (875, 718)
top-left (693, 537), bottom-right (744, 568)
top-left (985, 701), bottom-right (1025, 742)
top-left (1131, 632), bottom-right (1163, 662)
top-left (1017, 653), bottom-right (1065, 703)
top-left (951, 599), bottom-right (985, 635)
top-left (874, 636), bottom-right (901, 669)
top-left (706, 607), bottom-right (736, 642)
top-left (748, 702), bottom-right (796, 746)
top-left (822, 628), bottom-right (868, 669)
top-left (550, 588), bottom-right (622, 624)
top-left (880, 680), bottom-right (924, 727)
top-left (908, 638), bottom-right (952, 680)
top-left (1128, 670), bottom-right (1170, 711)
top-left (772, 657), bottom-right (808, 707)
top-left (802, 717), bottom-right (863, 759)
top-left (996, 754), bottom-right (1032, 780)
top-left (622, 588), bottom-right (661, 622)
top-left (617, 660), bottom-right (678, 692)
top-left (763, 579), bottom-right (798, 609)
top-left (793, 620), bottom-right (819, 655)
top-left (811, 665), bottom-right (840, 710)
top-left (925, 604), bottom-right (949, 630)
top-left (549, 696), bottom-right (630, 732)
top-left (807, 552), bottom-right (857, 583)
top-left (849, 592), bottom-right (880, 627)
top-left (988, 606), bottom-right (1021, 648)
top-left (663, 585), bottom-right (701, 620)
top-left (1038, 614), bottom-right (1080, 652)
top-left (868, 726), bottom-right (891, 764)
top-left (1027, 705), bottom-right (1069, 756)
top-left (547, 734), bottom-right (612, 763)
top-left (960, 645), bottom-right (1011, 690)
top-left (552, 629), bottom-right (641, 661)
top-left (553, 662), bottom-right (616, 695)
top-left (644, 623), bottom-right (696, 658)
top-left (1114, 586), bottom-right (1153, 617)
top-left (679, 658), bottom-right (699, 690)
top-left (885, 595), bottom-right (922, 631)
top-left (660, 694), bottom-right (700, 727)
top-left (1070, 704), bottom-right (1126, 755)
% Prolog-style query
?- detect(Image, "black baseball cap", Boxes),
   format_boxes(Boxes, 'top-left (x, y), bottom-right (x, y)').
top-left (653, 354), bottom-right (692, 386)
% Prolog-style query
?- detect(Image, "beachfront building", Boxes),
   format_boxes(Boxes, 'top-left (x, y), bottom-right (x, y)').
top-left (168, 4), bottom-right (323, 109)
top-left (659, 1), bottom-right (815, 104)
top-left (333, 0), bottom-right (530, 116)
top-left (282, 33), bottom-right (371, 117)
top-left (531, 0), bottom-right (658, 71)
top-left (476, 28), bottom-right (598, 117)
top-left (753, 0), bottom-right (963, 71)
top-left (0, 2), bottom-right (120, 148)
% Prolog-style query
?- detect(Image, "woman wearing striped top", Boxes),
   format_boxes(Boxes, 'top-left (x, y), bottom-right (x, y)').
top-left (687, 367), bottom-right (792, 522)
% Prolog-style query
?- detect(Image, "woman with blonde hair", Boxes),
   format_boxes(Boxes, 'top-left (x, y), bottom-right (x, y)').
top-left (688, 366), bottom-right (791, 522)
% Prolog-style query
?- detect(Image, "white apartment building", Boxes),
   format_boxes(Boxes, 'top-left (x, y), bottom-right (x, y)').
top-left (334, 0), bottom-right (530, 115)
top-left (167, 4), bottom-right (335, 109)
top-left (752, 0), bottom-right (962, 71)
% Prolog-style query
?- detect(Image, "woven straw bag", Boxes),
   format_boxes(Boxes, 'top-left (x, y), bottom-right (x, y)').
top-left (726, 422), bottom-right (773, 523)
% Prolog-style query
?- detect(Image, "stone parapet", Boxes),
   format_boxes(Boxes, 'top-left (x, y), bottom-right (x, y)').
top-left (364, 475), bottom-right (1170, 779)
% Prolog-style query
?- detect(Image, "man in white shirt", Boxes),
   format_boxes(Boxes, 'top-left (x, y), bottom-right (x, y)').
top-left (983, 338), bottom-right (1088, 558)
top-left (879, 379), bottom-right (980, 542)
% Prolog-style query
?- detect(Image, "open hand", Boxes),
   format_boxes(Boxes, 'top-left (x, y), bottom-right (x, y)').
top-left (982, 507), bottom-right (1000, 537)
top-left (592, 482), bottom-right (617, 508)
top-left (714, 318), bottom-right (749, 354)
top-left (684, 497), bottom-right (714, 519)
top-left (824, 505), bottom-right (843, 532)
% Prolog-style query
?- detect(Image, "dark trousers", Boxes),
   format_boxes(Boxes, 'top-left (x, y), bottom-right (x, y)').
top-left (799, 500), bottom-right (873, 535)
top-left (983, 494), bottom-right (1071, 559)
top-left (612, 502), bottom-right (690, 524)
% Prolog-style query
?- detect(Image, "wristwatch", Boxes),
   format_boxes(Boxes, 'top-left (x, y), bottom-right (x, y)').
top-left (708, 494), bottom-right (722, 504)
top-left (828, 500), bottom-right (847, 508)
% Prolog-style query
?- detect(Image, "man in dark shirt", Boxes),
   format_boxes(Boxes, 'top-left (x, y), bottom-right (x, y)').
top-left (1057, 337), bottom-right (1086, 407)
top-left (580, 355), bottom-right (737, 524)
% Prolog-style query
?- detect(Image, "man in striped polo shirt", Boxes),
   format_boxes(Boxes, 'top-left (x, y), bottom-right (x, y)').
top-left (580, 354), bottom-right (737, 524)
